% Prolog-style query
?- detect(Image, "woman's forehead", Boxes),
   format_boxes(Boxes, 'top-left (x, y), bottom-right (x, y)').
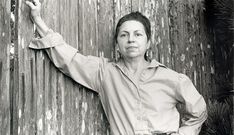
top-left (119, 20), bottom-right (145, 32)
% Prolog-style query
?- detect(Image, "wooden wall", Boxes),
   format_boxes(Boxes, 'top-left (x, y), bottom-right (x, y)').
top-left (0, 0), bottom-right (218, 134)
top-left (0, 0), bottom-right (11, 135)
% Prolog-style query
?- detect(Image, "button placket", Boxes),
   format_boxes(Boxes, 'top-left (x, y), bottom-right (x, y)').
top-left (135, 98), bottom-right (150, 134)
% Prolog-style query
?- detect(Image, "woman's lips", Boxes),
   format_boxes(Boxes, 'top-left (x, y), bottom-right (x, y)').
top-left (126, 46), bottom-right (138, 52)
top-left (126, 46), bottom-right (138, 49)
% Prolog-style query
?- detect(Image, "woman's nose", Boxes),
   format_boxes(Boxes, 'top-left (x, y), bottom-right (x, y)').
top-left (128, 34), bottom-right (135, 43)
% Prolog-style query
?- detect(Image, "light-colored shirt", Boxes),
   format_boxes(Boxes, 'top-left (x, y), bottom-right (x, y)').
top-left (29, 30), bottom-right (207, 135)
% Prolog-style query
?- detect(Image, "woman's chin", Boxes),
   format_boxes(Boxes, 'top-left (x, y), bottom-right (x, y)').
top-left (125, 53), bottom-right (142, 59)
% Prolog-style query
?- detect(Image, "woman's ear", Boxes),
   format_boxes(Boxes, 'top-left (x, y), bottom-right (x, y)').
top-left (146, 40), bottom-right (151, 49)
top-left (115, 42), bottom-right (120, 50)
top-left (115, 43), bottom-right (121, 61)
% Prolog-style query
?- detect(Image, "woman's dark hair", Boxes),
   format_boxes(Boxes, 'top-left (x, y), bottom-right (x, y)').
top-left (114, 11), bottom-right (151, 43)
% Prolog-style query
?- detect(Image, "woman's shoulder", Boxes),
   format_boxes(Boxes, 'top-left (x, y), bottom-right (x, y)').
top-left (155, 61), bottom-right (189, 82)
top-left (94, 57), bottom-right (119, 71)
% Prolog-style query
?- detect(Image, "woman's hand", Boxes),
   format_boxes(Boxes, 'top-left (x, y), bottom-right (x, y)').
top-left (25, 0), bottom-right (49, 37)
top-left (25, 0), bottom-right (42, 22)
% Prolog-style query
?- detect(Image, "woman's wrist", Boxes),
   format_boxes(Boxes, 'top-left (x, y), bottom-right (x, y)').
top-left (32, 17), bottom-right (50, 37)
top-left (33, 16), bottom-right (43, 24)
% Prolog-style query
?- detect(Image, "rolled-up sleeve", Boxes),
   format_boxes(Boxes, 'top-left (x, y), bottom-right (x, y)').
top-left (176, 74), bottom-right (208, 135)
top-left (29, 30), bottom-right (104, 92)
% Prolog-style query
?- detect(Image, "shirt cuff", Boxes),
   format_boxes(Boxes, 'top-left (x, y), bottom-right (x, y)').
top-left (29, 29), bottom-right (65, 49)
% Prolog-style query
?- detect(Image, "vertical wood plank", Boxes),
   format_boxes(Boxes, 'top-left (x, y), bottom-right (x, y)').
top-left (169, 0), bottom-right (186, 74)
top-left (154, 0), bottom-right (171, 67)
top-left (114, 0), bottom-right (132, 26)
top-left (41, 0), bottom-right (61, 135)
top-left (0, 0), bottom-right (11, 134)
top-left (78, 0), bottom-right (98, 55)
top-left (70, 82), bottom-right (81, 134)
top-left (49, 65), bottom-right (59, 135)
top-left (197, 0), bottom-right (215, 99)
top-left (14, 0), bottom-right (35, 134)
top-left (43, 56), bottom-right (52, 135)
top-left (36, 51), bottom-right (45, 135)
top-left (97, 0), bottom-right (115, 59)
top-left (65, 77), bottom-right (75, 134)
top-left (56, 73), bottom-right (65, 135)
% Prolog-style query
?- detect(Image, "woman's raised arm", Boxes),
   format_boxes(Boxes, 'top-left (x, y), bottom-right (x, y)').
top-left (25, 0), bottom-right (106, 92)
top-left (26, 0), bottom-right (49, 37)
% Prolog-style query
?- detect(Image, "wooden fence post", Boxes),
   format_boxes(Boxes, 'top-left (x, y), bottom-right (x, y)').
top-left (0, 0), bottom-right (11, 135)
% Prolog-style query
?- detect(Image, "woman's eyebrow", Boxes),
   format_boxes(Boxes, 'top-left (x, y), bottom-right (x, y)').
top-left (134, 30), bottom-right (143, 32)
top-left (120, 30), bottom-right (143, 33)
top-left (119, 31), bottom-right (129, 34)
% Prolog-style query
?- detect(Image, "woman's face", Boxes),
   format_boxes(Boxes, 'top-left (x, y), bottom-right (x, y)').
top-left (116, 20), bottom-right (150, 60)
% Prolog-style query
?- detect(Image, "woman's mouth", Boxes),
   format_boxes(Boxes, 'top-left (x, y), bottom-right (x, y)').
top-left (126, 46), bottom-right (138, 49)
top-left (126, 46), bottom-right (138, 52)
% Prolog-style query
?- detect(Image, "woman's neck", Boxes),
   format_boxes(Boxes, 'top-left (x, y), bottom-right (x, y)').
top-left (123, 57), bottom-right (149, 74)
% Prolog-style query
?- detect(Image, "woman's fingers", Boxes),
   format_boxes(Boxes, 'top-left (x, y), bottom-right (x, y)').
top-left (25, 1), bottom-right (36, 9)
top-left (32, 0), bottom-right (40, 6)
top-left (25, 0), bottom-right (42, 21)
top-left (25, 0), bottom-right (41, 9)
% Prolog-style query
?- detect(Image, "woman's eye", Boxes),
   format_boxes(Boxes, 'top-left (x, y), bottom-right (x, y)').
top-left (120, 34), bottom-right (127, 37)
top-left (135, 33), bottom-right (142, 36)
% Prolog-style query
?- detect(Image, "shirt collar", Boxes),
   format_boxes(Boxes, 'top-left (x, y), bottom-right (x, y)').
top-left (147, 59), bottom-right (166, 68)
top-left (113, 59), bottom-right (166, 70)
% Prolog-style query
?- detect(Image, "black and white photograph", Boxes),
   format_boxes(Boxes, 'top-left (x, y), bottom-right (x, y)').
top-left (0, 0), bottom-right (233, 135)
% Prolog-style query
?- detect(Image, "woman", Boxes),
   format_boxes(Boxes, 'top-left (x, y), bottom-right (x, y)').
top-left (26, 0), bottom-right (207, 135)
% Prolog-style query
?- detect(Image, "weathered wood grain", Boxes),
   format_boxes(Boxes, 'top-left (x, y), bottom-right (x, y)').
top-left (14, 0), bottom-right (35, 134)
top-left (78, 0), bottom-right (98, 56)
top-left (97, 0), bottom-right (115, 59)
top-left (14, 0), bottom-right (111, 135)
top-left (154, 0), bottom-right (172, 67)
top-left (168, 0), bottom-right (214, 98)
top-left (4, 0), bottom-right (219, 135)
top-left (114, 0), bottom-right (132, 26)
top-left (196, 1), bottom-right (215, 99)
top-left (0, 0), bottom-right (11, 134)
